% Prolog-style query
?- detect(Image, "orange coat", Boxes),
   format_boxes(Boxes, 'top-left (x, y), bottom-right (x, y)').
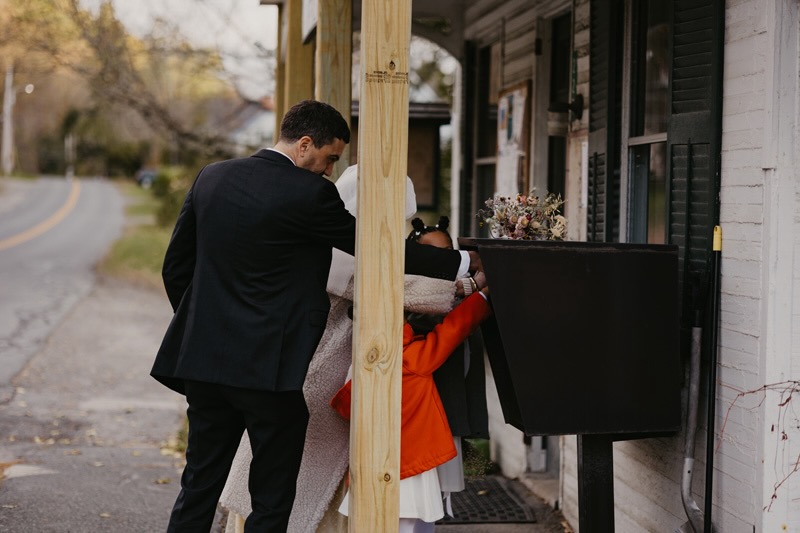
top-left (331, 292), bottom-right (491, 479)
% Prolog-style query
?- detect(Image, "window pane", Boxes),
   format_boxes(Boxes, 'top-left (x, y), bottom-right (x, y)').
top-left (550, 13), bottom-right (572, 105)
top-left (547, 136), bottom-right (567, 199)
top-left (631, 1), bottom-right (670, 136)
top-left (629, 142), bottom-right (666, 244)
top-left (647, 143), bottom-right (666, 244)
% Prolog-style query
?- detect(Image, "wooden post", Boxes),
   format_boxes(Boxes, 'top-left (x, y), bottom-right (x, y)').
top-left (273, 2), bottom-right (286, 143)
top-left (577, 434), bottom-right (616, 532)
top-left (284, 0), bottom-right (314, 110)
top-left (315, 0), bottom-right (352, 177)
top-left (350, 0), bottom-right (412, 530)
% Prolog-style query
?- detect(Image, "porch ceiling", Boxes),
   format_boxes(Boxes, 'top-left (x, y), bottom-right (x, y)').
top-left (353, 0), bottom-right (467, 59)
top-left (261, 0), bottom-right (469, 59)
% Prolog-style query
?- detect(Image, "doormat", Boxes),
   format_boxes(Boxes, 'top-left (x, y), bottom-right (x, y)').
top-left (436, 476), bottom-right (537, 524)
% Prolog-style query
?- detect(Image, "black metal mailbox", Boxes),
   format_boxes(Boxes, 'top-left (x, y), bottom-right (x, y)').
top-left (459, 238), bottom-right (682, 437)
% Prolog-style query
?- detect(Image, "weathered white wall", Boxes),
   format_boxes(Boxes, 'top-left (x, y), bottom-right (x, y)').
top-left (690, 1), bottom-right (768, 529)
top-left (484, 358), bottom-right (528, 477)
top-left (565, 0), bottom-right (589, 242)
top-left (716, 0), bottom-right (799, 530)
top-left (745, 0), bottom-right (800, 530)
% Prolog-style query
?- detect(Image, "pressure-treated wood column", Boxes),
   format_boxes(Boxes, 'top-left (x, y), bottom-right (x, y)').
top-left (272, 3), bottom-right (286, 143)
top-left (315, 0), bottom-right (352, 177)
top-left (350, 0), bottom-right (412, 530)
top-left (283, 0), bottom-right (314, 110)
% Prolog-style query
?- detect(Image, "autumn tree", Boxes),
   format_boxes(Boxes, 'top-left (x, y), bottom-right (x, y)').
top-left (2, 0), bottom-right (262, 175)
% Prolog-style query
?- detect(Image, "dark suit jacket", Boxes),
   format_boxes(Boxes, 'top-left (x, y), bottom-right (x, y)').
top-left (151, 149), bottom-right (462, 394)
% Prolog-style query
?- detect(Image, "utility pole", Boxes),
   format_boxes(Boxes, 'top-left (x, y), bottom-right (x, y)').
top-left (1, 63), bottom-right (34, 177)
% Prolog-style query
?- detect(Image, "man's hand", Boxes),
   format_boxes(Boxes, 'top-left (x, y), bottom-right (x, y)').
top-left (467, 251), bottom-right (482, 274)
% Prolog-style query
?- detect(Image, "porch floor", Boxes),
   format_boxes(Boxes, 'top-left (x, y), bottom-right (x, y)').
top-left (437, 476), bottom-right (536, 525)
top-left (436, 475), bottom-right (570, 533)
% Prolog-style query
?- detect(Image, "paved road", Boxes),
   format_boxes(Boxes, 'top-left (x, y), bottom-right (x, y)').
top-left (0, 177), bottom-right (186, 532)
top-left (0, 177), bottom-right (124, 403)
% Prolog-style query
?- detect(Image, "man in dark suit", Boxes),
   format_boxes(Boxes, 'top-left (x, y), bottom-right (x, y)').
top-left (151, 100), bottom-right (479, 532)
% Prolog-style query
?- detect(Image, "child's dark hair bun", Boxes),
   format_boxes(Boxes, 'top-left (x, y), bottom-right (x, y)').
top-left (407, 215), bottom-right (452, 242)
top-left (411, 217), bottom-right (426, 232)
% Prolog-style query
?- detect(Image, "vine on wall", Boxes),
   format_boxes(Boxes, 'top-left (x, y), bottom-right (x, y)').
top-left (719, 380), bottom-right (800, 511)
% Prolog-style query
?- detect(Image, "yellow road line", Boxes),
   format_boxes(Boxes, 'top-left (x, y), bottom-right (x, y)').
top-left (0, 180), bottom-right (82, 252)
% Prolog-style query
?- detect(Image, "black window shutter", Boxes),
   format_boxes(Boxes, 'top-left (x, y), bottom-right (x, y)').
top-left (588, 0), bottom-right (623, 242)
top-left (667, 0), bottom-right (724, 316)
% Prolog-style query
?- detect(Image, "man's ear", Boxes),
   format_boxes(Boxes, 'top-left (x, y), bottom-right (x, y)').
top-left (298, 135), bottom-right (314, 152)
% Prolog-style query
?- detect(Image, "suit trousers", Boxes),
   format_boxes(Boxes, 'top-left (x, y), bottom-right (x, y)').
top-left (167, 380), bottom-right (309, 532)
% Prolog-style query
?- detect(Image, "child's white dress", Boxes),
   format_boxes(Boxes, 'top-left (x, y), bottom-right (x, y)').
top-left (338, 467), bottom-right (444, 523)
top-left (337, 364), bottom-right (444, 523)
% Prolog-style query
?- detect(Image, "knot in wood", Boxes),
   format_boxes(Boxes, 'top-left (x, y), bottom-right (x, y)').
top-left (367, 348), bottom-right (379, 363)
top-left (389, 60), bottom-right (396, 70)
top-left (384, 473), bottom-right (392, 482)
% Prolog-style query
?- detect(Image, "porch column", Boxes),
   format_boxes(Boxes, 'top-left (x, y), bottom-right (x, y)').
top-left (273, 2), bottom-right (286, 142)
top-left (284, 0), bottom-right (314, 109)
top-left (350, 0), bottom-right (412, 530)
top-left (315, 0), bottom-right (352, 177)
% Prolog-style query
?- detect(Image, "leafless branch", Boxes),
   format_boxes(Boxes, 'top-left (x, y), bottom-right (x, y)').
top-left (718, 380), bottom-right (800, 511)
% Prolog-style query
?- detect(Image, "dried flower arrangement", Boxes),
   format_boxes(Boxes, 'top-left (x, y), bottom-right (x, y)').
top-left (477, 190), bottom-right (567, 240)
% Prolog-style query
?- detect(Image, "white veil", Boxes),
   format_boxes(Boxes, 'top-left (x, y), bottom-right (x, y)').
top-left (326, 164), bottom-right (417, 295)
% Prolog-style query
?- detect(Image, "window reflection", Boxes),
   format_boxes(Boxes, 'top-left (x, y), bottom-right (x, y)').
top-left (476, 164), bottom-right (496, 238)
top-left (631, 0), bottom-right (670, 137)
top-left (630, 142), bottom-right (666, 244)
top-left (629, 0), bottom-right (669, 244)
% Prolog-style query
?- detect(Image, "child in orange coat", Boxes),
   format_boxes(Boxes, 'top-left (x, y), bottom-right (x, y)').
top-left (405, 217), bottom-right (488, 516)
top-left (331, 282), bottom-right (490, 531)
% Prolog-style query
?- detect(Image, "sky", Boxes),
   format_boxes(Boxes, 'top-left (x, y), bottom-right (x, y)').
top-left (78, 0), bottom-right (460, 102)
top-left (81, 0), bottom-right (279, 99)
